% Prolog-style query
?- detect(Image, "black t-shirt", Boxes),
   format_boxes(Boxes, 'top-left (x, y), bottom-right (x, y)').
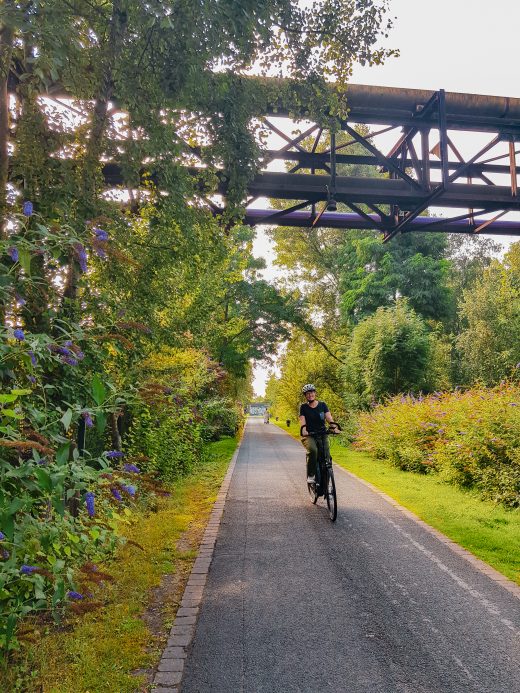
top-left (299, 401), bottom-right (329, 433)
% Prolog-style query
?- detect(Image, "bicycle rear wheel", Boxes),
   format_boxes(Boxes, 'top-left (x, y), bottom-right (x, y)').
top-left (325, 467), bottom-right (337, 521)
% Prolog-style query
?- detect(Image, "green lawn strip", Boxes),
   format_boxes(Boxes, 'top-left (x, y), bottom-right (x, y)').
top-left (4, 436), bottom-right (238, 693)
top-left (273, 421), bottom-right (520, 585)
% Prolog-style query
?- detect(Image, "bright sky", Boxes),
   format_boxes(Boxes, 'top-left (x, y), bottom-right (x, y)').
top-left (251, 0), bottom-right (520, 396)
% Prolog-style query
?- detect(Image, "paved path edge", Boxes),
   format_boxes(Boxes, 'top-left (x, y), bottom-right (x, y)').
top-left (334, 463), bottom-right (520, 600)
top-left (152, 427), bottom-right (245, 692)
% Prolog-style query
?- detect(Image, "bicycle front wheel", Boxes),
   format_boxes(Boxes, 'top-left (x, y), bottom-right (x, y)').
top-left (307, 481), bottom-right (318, 504)
top-left (326, 468), bottom-right (337, 521)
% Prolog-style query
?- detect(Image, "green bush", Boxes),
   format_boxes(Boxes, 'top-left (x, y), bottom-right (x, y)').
top-left (125, 403), bottom-right (204, 480)
top-left (199, 398), bottom-right (242, 441)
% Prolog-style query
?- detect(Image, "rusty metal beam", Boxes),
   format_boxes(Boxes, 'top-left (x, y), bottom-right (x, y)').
top-left (243, 209), bottom-right (520, 235)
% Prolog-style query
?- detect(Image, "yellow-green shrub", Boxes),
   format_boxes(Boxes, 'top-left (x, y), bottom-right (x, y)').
top-left (355, 381), bottom-right (520, 506)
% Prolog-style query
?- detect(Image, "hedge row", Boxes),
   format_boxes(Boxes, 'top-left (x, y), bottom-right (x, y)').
top-left (355, 381), bottom-right (520, 507)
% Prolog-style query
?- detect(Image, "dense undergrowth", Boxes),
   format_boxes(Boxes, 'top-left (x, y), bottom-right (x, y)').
top-left (355, 380), bottom-right (520, 507)
top-left (0, 230), bottom-right (243, 654)
top-left (0, 435), bottom-right (237, 692)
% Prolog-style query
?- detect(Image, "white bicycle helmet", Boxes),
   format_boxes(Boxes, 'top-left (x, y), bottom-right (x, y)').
top-left (302, 383), bottom-right (316, 394)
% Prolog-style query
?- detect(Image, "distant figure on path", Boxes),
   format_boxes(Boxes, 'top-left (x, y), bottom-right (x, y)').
top-left (263, 410), bottom-right (270, 424)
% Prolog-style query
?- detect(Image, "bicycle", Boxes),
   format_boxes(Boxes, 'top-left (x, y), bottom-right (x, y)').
top-left (301, 422), bottom-right (342, 522)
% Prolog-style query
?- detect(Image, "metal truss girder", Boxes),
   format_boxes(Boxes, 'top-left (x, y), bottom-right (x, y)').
top-left (243, 209), bottom-right (520, 236)
top-left (260, 150), bottom-right (520, 177)
top-left (244, 172), bottom-right (520, 211)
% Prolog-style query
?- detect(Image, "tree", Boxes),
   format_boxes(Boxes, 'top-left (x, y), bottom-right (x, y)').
top-left (456, 244), bottom-right (520, 385)
top-left (344, 301), bottom-right (435, 402)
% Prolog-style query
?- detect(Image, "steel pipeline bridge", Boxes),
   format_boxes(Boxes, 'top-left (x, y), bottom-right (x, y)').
top-left (9, 77), bottom-right (520, 240)
top-left (233, 83), bottom-right (520, 241)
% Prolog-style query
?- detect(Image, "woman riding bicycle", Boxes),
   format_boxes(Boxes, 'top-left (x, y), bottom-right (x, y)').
top-left (299, 384), bottom-right (338, 484)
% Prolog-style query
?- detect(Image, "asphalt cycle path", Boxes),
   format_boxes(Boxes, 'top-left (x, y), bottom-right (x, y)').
top-left (181, 418), bottom-right (520, 693)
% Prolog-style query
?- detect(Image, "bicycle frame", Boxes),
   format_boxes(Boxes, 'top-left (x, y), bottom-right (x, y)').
top-left (312, 432), bottom-right (330, 496)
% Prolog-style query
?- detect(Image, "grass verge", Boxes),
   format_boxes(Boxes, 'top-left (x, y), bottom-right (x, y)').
top-left (274, 421), bottom-right (520, 585)
top-left (2, 436), bottom-right (238, 693)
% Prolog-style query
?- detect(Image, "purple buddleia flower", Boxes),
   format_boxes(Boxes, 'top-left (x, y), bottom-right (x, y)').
top-left (23, 201), bottom-right (33, 216)
top-left (62, 355), bottom-right (78, 366)
top-left (75, 350), bottom-right (85, 361)
top-left (0, 531), bottom-right (5, 541)
top-left (67, 591), bottom-right (84, 600)
top-left (93, 227), bottom-right (109, 241)
top-left (13, 328), bottom-right (25, 341)
top-left (27, 375), bottom-right (36, 384)
top-left (105, 450), bottom-right (124, 459)
top-left (8, 247), bottom-right (19, 262)
top-left (82, 411), bottom-right (94, 427)
top-left (57, 346), bottom-right (73, 356)
top-left (85, 491), bottom-right (95, 517)
top-left (94, 247), bottom-right (107, 259)
top-left (74, 243), bottom-right (88, 273)
top-left (20, 565), bottom-right (39, 574)
top-left (123, 463), bottom-right (140, 473)
top-left (2, 549), bottom-right (9, 560)
top-left (111, 488), bottom-right (122, 501)
top-left (15, 293), bottom-right (26, 306)
top-left (122, 485), bottom-right (136, 497)
top-left (28, 350), bottom-right (37, 366)
top-left (64, 340), bottom-right (73, 347)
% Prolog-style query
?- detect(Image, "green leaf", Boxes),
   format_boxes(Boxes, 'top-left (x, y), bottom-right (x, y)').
top-left (35, 223), bottom-right (50, 235)
top-left (91, 374), bottom-right (106, 406)
top-left (52, 579), bottom-right (65, 606)
top-left (96, 411), bottom-right (107, 434)
top-left (0, 394), bottom-right (18, 403)
top-left (11, 389), bottom-right (31, 396)
top-left (7, 497), bottom-right (25, 515)
top-left (56, 442), bottom-right (71, 466)
top-left (18, 249), bottom-right (32, 275)
top-left (61, 409), bottom-right (73, 432)
top-left (34, 468), bottom-right (52, 492)
top-left (2, 409), bottom-right (23, 419)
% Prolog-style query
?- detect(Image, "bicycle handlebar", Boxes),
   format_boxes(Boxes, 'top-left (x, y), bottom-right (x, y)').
top-left (300, 421), bottom-right (342, 437)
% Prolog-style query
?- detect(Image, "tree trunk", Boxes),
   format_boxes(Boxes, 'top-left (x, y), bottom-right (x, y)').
top-left (62, 1), bottom-right (128, 314)
top-left (81, 1), bottom-right (127, 211)
top-left (0, 16), bottom-right (13, 239)
top-left (109, 411), bottom-right (123, 451)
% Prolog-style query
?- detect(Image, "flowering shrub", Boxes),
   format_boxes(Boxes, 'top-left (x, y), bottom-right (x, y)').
top-left (0, 210), bottom-right (142, 652)
top-left (0, 201), bottom-right (242, 654)
top-left (125, 348), bottom-right (243, 479)
top-left (355, 381), bottom-right (520, 506)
